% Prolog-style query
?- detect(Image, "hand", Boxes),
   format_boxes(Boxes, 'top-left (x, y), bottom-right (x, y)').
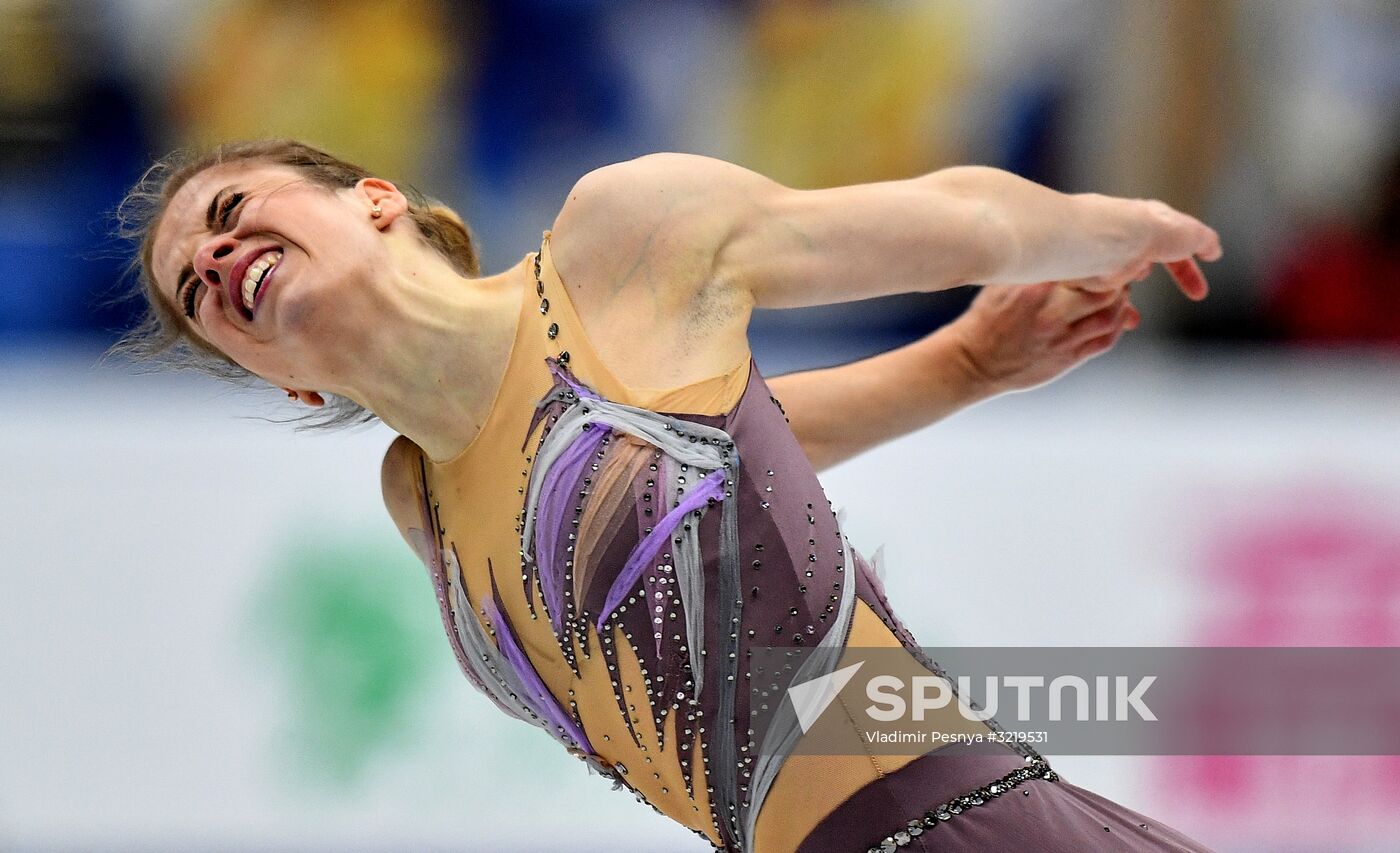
top-left (1076, 195), bottom-right (1223, 301)
top-left (945, 277), bottom-right (1147, 395)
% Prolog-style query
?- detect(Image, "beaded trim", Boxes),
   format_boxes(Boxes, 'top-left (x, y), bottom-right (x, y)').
top-left (865, 758), bottom-right (1059, 853)
top-left (533, 240), bottom-right (569, 364)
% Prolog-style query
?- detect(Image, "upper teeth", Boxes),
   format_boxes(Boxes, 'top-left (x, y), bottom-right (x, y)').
top-left (242, 251), bottom-right (282, 312)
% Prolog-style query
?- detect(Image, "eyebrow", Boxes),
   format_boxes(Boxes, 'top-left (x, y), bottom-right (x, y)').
top-left (206, 186), bottom-right (229, 232)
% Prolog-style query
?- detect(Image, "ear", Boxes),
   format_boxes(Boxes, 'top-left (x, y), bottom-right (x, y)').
top-left (282, 387), bottom-right (327, 407)
top-left (354, 177), bottom-right (408, 230)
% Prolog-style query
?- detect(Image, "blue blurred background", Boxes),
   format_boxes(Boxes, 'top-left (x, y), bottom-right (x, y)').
top-left (2, 1), bottom-right (1398, 851)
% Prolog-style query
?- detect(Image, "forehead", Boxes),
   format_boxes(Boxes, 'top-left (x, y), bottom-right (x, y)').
top-left (151, 160), bottom-right (305, 294)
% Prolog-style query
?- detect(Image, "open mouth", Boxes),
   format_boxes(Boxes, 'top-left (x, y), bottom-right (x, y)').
top-left (239, 248), bottom-right (283, 319)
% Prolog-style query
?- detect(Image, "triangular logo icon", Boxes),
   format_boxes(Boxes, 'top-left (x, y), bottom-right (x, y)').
top-left (788, 661), bottom-right (866, 734)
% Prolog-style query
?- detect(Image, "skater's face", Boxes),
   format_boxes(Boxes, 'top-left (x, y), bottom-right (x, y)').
top-left (150, 159), bottom-right (401, 389)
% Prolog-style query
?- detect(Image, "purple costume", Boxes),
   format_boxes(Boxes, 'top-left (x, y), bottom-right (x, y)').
top-left (396, 233), bottom-right (1215, 852)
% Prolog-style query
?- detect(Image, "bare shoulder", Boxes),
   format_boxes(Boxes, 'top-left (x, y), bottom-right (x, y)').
top-left (549, 153), bottom-right (777, 298)
top-left (380, 434), bottom-right (426, 551)
top-left (545, 153), bottom-right (768, 388)
top-left (561, 152), bottom-right (778, 221)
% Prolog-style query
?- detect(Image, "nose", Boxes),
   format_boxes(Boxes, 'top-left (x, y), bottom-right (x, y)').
top-left (193, 234), bottom-right (239, 290)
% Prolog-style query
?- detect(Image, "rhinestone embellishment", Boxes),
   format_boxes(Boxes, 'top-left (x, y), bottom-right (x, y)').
top-left (864, 758), bottom-right (1059, 853)
top-left (444, 232), bottom-right (1012, 852)
top-left (534, 239), bottom-right (570, 365)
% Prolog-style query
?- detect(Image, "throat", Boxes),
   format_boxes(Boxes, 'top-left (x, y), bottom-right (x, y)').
top-left (369, 263), bottom-right (526, 464)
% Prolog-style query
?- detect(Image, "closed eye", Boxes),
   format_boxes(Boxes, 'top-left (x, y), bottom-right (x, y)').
top-left (216, 191), bottom-right (245, 231)
top-left (180, 274), bottom-right (201, 319)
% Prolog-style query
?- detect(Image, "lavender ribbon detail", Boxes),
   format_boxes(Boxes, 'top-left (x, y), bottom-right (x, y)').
top-left (534, 422), bottom-right (612, 633)
top-left (596, 466), bottom-right (728, 632)
top-left (481, 585), bottom-right (593, 753)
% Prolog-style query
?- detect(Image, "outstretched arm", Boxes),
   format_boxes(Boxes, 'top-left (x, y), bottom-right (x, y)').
top-left (742, 162), bottom-right (1222, 307)
top-left (768, 323), bottom-right (994, 474)
top-left (769, 279), bottom-right (1144, 473)
top-left (726, 163), bottom-right (1221, 308)
top-left (565, 153), bottom-right (1220, 310)
top-left (551, 153), bottom-right (1217, 472)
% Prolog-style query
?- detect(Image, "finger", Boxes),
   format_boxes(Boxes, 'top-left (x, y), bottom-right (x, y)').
top-left (1123, 304), bottom-right (1141, 330)
top-left (1144, 202), bottom-right (1224, 271)
top-left (1178, 216), bottom-right (1222, 263)
top-left (1061, 284), bottom-right (1123, 323)
top-left (1026, 280), bottom-right (1060, 306)
top-left (1100, 262), bottom-right (1149, 291)
top-left (1071, 323), bottom-right (1126, 361)
top-left (1072, 273), bottom-right (1123, 294)
top-left (1198, 226), bottom-right (1223, 262)
top-left (1001, 281), bottom-right (1057, 319)
top-left (1059, 293), bottom-right (1131, 345)
top-left (1165, 257), bottom-right (1209, 300)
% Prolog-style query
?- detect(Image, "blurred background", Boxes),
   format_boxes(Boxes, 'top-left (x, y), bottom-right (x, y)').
top-left (2, 0), bottom-right (1397, 851)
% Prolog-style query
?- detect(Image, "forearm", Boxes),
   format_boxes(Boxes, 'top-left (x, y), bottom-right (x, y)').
top-left (767, 324), bottom-right (999, 474)
top-left (922, 166), bottom-right (1145, 286)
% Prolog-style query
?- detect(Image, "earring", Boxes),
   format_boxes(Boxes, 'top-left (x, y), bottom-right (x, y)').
top-left (285, 389), bottom-right (300, 401)
top-left (371, 204), bottom-right (383, 219)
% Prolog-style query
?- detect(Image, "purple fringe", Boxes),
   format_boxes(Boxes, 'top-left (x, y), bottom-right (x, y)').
top-left (534, 422), bottom-right (612, 633)
top-left (596, 466), bottom-right (729, 631)
top-left (481, 572), bottom-right (594, 753)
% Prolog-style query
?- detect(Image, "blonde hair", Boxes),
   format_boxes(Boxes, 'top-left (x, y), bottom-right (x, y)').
top-left (105, 137), bottom-right (481, 431)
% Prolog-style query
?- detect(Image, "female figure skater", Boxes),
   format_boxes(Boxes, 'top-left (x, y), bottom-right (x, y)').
top-left (118, 139), bottom-right (1221, 852)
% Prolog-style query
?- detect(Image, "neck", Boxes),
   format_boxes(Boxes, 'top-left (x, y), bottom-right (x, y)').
top-left (336, 254), bottom-right (527, 463)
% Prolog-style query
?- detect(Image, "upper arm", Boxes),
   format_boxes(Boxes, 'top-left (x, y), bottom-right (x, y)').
top-left (549, 152), bottom-right (769, 309)
top-left (553, 153), bottom-right (1010, 312)
top-left (381, 434), bottom-right (428, 559)
top-left (725, 171), bottom-right (1012, 309)
top-left (545, 154), bottom-right (761, 388)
